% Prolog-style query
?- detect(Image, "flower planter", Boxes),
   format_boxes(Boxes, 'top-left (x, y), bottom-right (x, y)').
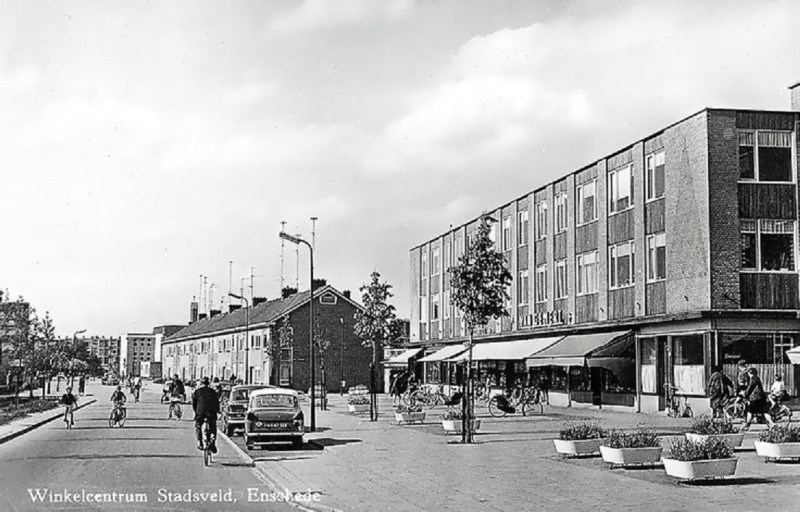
top-left (685, 432), bottom-right (744, 448)
top-left (441, 419), bottom-right (481, 434)
top-left (599, 446), bottom-right (663, 468)
top-left (395, 412), bottom-right (426, 424)
top-left (347, 403), bottom-right (370, 414)
top-left (661, 457), bottom-right (738, 481)
top-left (754, 441), bottom-right (800, 462)
top-left (553, 438), bottom-right (603, 457)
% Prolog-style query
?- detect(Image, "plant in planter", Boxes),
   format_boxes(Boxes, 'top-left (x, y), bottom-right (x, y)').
top-left (347, 394), bottom-right (370, 414)
top-left (685, 416), bottom-right (743, 448)
top-left (395, 404), bottom-right (426, 424)
top-left (553, 422), bottom-right (606, 458)
top-left (754, 424), bottom-right (800, 462)
top-left (440, 408), bottom-right (480, 434)
top-left (600, 428), bottom-right (663, 468)
top-left (662, 437), bottom-right (737, 481)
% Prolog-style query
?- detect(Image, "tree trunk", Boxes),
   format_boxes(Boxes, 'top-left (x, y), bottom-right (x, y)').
top-left (462, 329), bottom-right (475, 443)
top-left (370, 343), bottom-right (379, 421)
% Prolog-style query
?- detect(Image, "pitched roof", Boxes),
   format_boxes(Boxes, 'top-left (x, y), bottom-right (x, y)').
top-left (164, 286), bottom-right (360, 343)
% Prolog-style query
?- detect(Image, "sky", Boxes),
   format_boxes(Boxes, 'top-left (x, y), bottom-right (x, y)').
top-left (1, 0), bottom-right (799, 337)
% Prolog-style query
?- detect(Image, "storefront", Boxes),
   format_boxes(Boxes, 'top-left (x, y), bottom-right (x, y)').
top-left (383, 348), bottom-right (424, 393)
top-left (418, 344), bottom-right (467, 392)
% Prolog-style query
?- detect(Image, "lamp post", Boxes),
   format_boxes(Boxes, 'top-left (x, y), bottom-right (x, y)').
top-left (339, 317), bottom-right (345, 395)
top-left (228, 293), bottom-right (250, 385)
top-left (279, 231), bottom-right (315, 432)
top-left (70, 329), bottom-right (86, 389)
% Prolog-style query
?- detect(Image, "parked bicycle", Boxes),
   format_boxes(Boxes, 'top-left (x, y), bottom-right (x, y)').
top-left (201, 417), bottom-right (215, 467)
top-left (664, 384), bottom-right (694, 418)
top-left (409, 385), bottom-right (449, 409)
top-left (488, 385), bottom-right (544, 417)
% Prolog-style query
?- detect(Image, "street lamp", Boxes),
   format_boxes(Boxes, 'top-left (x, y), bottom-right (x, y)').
top-left (339, 317), bottom-right (345, 395)
top-left (229, 293), bottom-right (250, 385)
top-left (279, 230), bottom-right (316, 432)
top-left (70, 329), bottom-right (86, 389)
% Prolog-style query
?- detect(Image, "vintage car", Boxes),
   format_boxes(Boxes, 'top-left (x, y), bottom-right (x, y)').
top-left (220, 384), bottom-right (274, 436)
top-left (244, 388), bottom-right (304, 449)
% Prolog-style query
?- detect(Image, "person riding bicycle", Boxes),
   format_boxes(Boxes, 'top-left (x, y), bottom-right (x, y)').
top-left (110, 385), bottom-right (127, 417)
top-left (162, 380), bottom-right (173, 403)
top-left (60, 387), bottom-right (78, 426)
top-left (708, 365), bottom-right (734, 419)
top-left (210, 376), bottom-right (222, 397)
top-left (170, 375), bottom-right (186, 402)
top-left (742, 367), bottom-right (774, 430)
top-left (192, 377), bottom-right (219, 453)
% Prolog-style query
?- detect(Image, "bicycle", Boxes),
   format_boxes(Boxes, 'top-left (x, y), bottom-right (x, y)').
top-left (63, 405), bottom-right (75, 429)
top-left (201, 418), bottom-right (215, 467)
top-left (168, 396), bottom-right (183, 420)
top-left (488, 386), bottom-right (544, 417)
top-left (109, 401), bottom-right (127, 428)
top-left (409, 385), bottom-right (449, 409)
top-left (664, 384), bottom-right (694, 418)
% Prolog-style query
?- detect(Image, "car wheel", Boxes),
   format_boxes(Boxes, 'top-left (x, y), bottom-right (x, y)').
top-left (226, 425), bottom-right (235, 436)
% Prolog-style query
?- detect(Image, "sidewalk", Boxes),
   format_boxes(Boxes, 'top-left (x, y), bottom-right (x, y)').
top-left (0, 383), bottom-right (102, 445)
top-left (244, 394), bottom-right (798, 512)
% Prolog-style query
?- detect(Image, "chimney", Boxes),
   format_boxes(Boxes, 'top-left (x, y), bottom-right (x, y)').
top-left (229, 304), bottom-right (242, 313)
top-left (209, 309), bottom-right (221, 318)
top-left (282, 286), bottom-right (298, 299)
top-left (190, 301), bottom-right (198, 324)
top-left (791, 82), bottom-right (800, 111)
top-left (253, 296), bottom-right (268, 307)
top-left (342, 290), bottom-right (351, 299)
top-left (312, 278), bottom-right (327, 291)
top-left (198, 313), bottom-right (208, 321)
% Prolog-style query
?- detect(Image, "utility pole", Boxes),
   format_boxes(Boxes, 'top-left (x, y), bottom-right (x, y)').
top-left (311, 217), bottom-right (318, 251)
top-left (228, 260), bottom-right (233, 308)
top-left (280, 221), bottom-right (286, 293)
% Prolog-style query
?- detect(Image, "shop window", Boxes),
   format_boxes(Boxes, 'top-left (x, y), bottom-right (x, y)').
top-left (551, 367), bottom-right (567, 391)
top-left (577, 251), bottom-right (598, 295)
top-left (576, 180), bottom-right (597, 225)
top-left (646, 233), bottom-right (666, 281)
top-left (609, 165), bottom-right (633, 213)
top-left (646, 151), bottom-right (665, 201)
top-left (673, 334), bottom-right (705, 395)
top-left (740, 219), bottom-right (795, 271)
top-left (426, 363), bottom-right (441, 384)
top-left (739, 130), bottom-right (793, 182)
top-left (609, 241), bottom-right (635, 289)
top-left (640, 338), bottom-right (657, 394)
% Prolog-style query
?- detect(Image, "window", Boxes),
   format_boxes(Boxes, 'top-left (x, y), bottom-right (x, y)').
top-left (443, 290), bottom-right (450, 319)
top-left (555, 259), bottom-right (567, 299)
top-left (646, 233), bottom-right (666, 281)
top-left (609, 241), bottom-right (635, 289)
top-left (535, 265), bottom-right (547, 303)
top-left (444, 240), bottom-right (452, 272)
top-left (740, 219), bottom-right (795, 271)
top-left (502, 216), bottom-right (512, 252)
top-left (518, 210), bottom-right (529, 246)
top-left (739, 130), bottom-right (793, 182)
top-left (555, 193), bottom-right (568, 233)
top-left (639, 338), bottom-right (658, 394)
top-left (488, 223), bottom-right (497, 249)
top-left (646, 152), bottom-right (665, 200)
top-left (432, 294), bottom-right (440, 321)
top-left (673, 334), bottom-right (705, 395)
top-left (577, 251), bottom-right (598, 295)
top-left (535, 202), bottom-right (547, 239)
top-left (419, 296), bottom-right (428, 322)
top-left (253, 335), bottom-right (261, 349)
top-left (576, 180), bottom-right (597, 225)
top-left (517, 270), bottom-right (530, 305)
top-left (421, 251), bottom-right (428, 279)
top-left (608, 165), bottom-right (633, 213)
top-left (432, 247), bottom-right (440, 276)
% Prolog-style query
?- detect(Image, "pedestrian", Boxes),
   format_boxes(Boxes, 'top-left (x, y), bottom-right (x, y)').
top-left (389, 371), bottom-right (405, 406)
top-left (736, 360), bottom-right (750, 395)
top-left (538, 373), bottom-right (550, 405)
top-left (707, 365), bottom-right (734, 419)
top-left (340, 379), bottom-right (346, 396)
top-left (78, 375), bottom-right (86, 397)
top-left (742, 367), bottom-right (773, 430)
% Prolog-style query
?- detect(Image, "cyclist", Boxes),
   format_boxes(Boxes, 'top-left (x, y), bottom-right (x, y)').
top-left (169, 375), bottom-right (186, 419)
top-left (60, 387), bottom-right (78, 426)
top-left (742, 367), bottom-right (774, 430)
top-left (110, 385), bottom-right (127, 421)
top-left (768, 374), bottom-right (787, 410)
top-left (210, 376), bottom-right (222, 397)
top-left (192, 377), bottom-right (219, 453)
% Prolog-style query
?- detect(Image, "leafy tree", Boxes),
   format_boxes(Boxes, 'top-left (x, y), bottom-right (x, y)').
top-left (353, 271), bottom-right (399, 421)
top-left (449, 214), bottom-right (512, 443)
top-left (274, 316), bottom-right (294, 386)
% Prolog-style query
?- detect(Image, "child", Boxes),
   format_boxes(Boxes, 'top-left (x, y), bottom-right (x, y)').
top-left (769, 374), bottom-right (786, 409)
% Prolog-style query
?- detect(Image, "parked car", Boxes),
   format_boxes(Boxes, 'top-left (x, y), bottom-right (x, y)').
top-left (244, 388), bottom-right (304, 450)
top-left (220, 384), bottom-right (274, 436)
top-left (101, 375), bottom-right (120, 386)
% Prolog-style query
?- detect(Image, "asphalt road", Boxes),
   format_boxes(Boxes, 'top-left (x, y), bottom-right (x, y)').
top-left (0, 384), bottom-right (300, 512)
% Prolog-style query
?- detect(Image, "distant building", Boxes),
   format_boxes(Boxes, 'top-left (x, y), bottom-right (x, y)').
top-left (83, 336), bottom-right (121, 372)
top-left (162, 284), bottom-right (375, 391)
top-left (121, 325), bottom-right (186, 378)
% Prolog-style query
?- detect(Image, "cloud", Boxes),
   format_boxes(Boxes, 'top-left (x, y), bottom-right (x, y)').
top-left (270, 0), bottom-right (414, 34)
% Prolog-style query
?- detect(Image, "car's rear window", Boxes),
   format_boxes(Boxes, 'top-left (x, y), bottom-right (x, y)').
top-left (251, 395), bottom-right (297, 408)
top-left (231, 389), bottom-right (250, 401)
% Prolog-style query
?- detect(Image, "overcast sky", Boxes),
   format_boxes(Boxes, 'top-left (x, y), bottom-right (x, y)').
top-left (2, 0), bottom-right (799, 337)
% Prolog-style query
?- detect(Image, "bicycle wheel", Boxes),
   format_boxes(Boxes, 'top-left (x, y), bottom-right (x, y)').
top-left (118, 411), bottom-right (126, 427)
top-left (68, 412), bottom-right (73, 429)
top-left (522, 397), bottom-right (543, 416)
top-left (109, 411), bottom-right (116, 428)
top-left (778, 405), bottom-right (792, 423)
top-left (488, 396), bottom-right (507, 417)
top-left (401, 392), bottom-right (413, 406)
top-left (174, 403), bottom-right (182, 420)
top-left (409, 390), bottom-right (426, 408)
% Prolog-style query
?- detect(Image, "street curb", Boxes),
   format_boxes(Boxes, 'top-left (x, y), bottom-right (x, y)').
top-left (218, 430), bottom-right (256, 467)
top-left (0, 398), bottom-right (98, 446)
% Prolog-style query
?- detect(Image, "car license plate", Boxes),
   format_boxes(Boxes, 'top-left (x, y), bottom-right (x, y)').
top-left (267, 422), bottom-right (289, 429)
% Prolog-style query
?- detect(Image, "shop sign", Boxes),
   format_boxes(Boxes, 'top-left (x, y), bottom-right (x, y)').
top-left (522, 310), bottom-right (573, 328)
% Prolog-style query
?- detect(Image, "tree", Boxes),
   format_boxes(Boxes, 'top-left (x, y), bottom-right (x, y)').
top-left (449, 214), bottom-right (512, 443)
top-left (275, 316), bottom-right (294, 386)
top-left (353, 271), bottom-right (399, 421)
top-left (314, 317), bottom-right (331, 409)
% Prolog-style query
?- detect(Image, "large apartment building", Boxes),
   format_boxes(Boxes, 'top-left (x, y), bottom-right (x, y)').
top-left (410, 84), bottom-right (800, 415)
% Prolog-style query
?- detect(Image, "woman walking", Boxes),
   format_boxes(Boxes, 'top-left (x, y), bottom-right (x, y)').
top-left (742, 367), bottom-right (773, 431)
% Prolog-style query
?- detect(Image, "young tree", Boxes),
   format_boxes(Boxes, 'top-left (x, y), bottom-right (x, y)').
top-left (314, 318), bottom-right (331, 410)
top-left (274, 316), bottom-right (294, 386)
top-left (449, 214), bottom-right (512, 443)
top-left (354, 271), bottom-right (399, 421)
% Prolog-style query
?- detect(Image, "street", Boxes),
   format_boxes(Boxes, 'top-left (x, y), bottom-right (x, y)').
top-left (0, 383), bottom-right (299, 512)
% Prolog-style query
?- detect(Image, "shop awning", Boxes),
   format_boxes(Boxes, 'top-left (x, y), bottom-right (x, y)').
top-left (526, 331), bottom-right (632, 368)
top-left (447, 336), bottom-right (564, 362)
top-left (418, 344), bottom-right (468, 363)
top-left (787, 346), bottom-right (800, 365)
top-left (383, 348), bottom-right (424, 367)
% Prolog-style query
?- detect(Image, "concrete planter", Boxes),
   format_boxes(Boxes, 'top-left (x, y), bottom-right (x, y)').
top-left (685, 432), bottom-right (744, 448)
top-left (347, 403), bottom-right (369, 414)
top-left (395, 412), bottom-right (426, 424)
top-left (754, 441), bottom-right (800, 462)
top-left (441, 419), bottom-right (481, 434)
top-left (553, 438), bottom-right (603, 457)
top-left (600, 445), bottom-right (663, 468)
top-left (662, 457), bottom-right (738, 481)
